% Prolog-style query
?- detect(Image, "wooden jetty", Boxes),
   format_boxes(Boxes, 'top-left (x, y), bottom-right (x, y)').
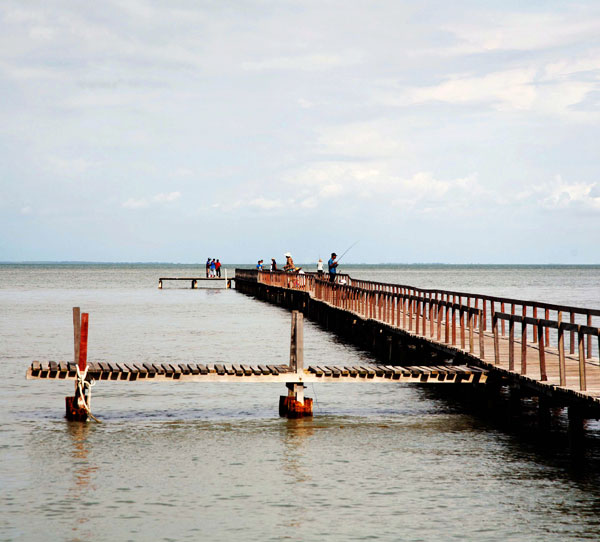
top-left (158, 272), bottom-right (231, 289)
top-left (27, 307), bottom-right (485, 421)
top-left (235, 269), bottom-right (600, 433)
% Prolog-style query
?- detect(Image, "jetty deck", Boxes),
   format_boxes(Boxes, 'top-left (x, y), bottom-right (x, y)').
top-left (235, 269), bottom-right (600, 411)
top-left (27, 361), bottom-right (485, 384)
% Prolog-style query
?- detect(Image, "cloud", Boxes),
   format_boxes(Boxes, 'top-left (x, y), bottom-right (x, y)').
top-left (246, 197), bottom-right (284, 210)
top-left (47, 156), bottom-right (95, 175)
top-left (122, 191), bottom-right (181, 209)
top-left (442, 13), bottom-right (600, 55)
top-left (242, 51), bottom-right (363, 72)
top-left (20, 205), bottom-right (32, 215)
top-left (520, 176), bottom-right (600, 211)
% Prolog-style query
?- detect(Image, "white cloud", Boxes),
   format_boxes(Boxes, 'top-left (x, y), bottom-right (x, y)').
top-left (316, 122), bottom-right (406, 158)
top-left (20, 205), bottom-right (32, 215)
top-left (153, 191), bottom-right (181, 203)
top-left (442, 13), bottom-right (600, 55)
top-left (122, 197), bottom-right (148, 209)
top-left (392, 68), bottom-right (537, 111)
top-left (247, 197), bottom-right (284, 210)
top-left (122, 191), bottom-right (181, 209)
top-left (242, 51), bottom-right (363, 72)
top-left (523, 176), bottom-right (600, 211)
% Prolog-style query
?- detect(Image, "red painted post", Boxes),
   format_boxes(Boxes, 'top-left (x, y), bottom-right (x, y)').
top-left (79, 313), bottom-right (89, 372)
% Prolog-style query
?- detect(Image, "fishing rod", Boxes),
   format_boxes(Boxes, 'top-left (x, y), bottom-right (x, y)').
top-left (336, 241), bottom-right (358, 263)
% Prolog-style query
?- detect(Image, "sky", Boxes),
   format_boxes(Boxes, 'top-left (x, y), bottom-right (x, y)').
top-left (1, 0), bottom-right (599, 264)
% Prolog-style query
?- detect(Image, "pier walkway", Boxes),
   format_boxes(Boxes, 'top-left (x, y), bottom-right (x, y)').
top-left (235, 269), bottom-right (600, 412)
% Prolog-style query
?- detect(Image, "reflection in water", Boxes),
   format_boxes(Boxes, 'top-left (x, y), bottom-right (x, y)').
top-left (66, 422), bottom-right (98, 542)
top-left (280, 418), bottom-right (315, 531)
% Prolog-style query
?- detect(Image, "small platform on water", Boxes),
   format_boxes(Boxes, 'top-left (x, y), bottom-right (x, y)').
top-left (158, 276), bottom-right (231, 289)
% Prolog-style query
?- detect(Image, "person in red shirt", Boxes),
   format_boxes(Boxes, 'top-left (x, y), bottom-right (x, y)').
top-left (216, 259), bottom-right (222, 277)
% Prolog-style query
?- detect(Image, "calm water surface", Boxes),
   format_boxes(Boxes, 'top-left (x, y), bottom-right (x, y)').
top-left (1, 264), bottom-right (600, 541)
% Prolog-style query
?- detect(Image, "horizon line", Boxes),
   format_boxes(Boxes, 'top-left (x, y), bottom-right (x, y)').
top-left (1, 261), bottom-right (599, 266)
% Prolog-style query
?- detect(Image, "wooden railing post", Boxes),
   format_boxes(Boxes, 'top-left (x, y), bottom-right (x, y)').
top-left (493, 312), bottom-right (499, 364)
top-left (483, 299), bottom-right (487, 331)
top-left (521, 316), bottom-right (527, 375)
top-left (558, 317), bottom-right (566, 387)
top-left (468, 309), bottom-right (474, 353)
top-left (452, 299), bottom-right (456, 346)
top-left (578, 326), bottom-right (586, 391)
top-left (537, 320), bottom-right (546, 381)
top-left (460, 307), bottom-right (466, 349)
top-left (570, 312), bottom-right (575, 354)
top-left (587, 314), bottom-right (593, 358)
top-left (508, 317), bottom-right (515, 371)
top-left (478, 309), bottom-right (484, 359)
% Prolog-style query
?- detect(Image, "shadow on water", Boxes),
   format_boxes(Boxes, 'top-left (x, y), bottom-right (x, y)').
top-left (419, 384), bottom-right (600, 486)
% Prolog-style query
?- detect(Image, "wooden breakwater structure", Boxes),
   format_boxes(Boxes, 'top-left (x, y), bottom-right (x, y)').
top-left (27, 306), bottom-right (486, 421)
top-left (158, 273), bottom-right (231, 289)
top-left (235, 269), bottom-right (600, 434)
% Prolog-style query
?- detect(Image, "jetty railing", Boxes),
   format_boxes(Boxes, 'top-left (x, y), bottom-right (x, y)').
top-left (238, 269), bottom-right (600, 392)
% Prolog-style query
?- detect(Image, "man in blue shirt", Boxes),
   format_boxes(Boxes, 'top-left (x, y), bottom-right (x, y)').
top-left (328, 252), bottom-right (338, 282)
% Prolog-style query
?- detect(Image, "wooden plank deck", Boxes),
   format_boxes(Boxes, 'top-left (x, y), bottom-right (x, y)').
top-left (26, 361), bottom-right (484, 385)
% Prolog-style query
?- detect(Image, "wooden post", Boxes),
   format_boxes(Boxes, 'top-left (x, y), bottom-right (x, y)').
top-left (587, 314), bottom-right (592, 358)
top-left (158, 279), bottom-right (163, 289)
top-left (289, 310), bottom-right (304, 373)
top-left (478, 310), bottom-right (484, 358)
top-left (482, 299), bottom-right (487, 331)
top-left (570, 312), bottom-right (575, 354)
top-left (493, 313), bottom-right (499, 365)
top-left (73, 307), bottom-right (81, 368)
top-left (578, 327), bottom-right (586, 391)
top-left (508, 318), bottom-right (515, 371)
top-left (452, 300), bottom-right (456, 346)
top-left (501, 302), bottom-right (506, 335)
top-left (521, 316), bottom-right (527, 375)
top-left (537, 320), bottom-right (546, 381)
top-left (468, 310), bottom-right (474, 353)
top-left (79, 313), bottom-right (89, 372)
top-left (558, 315), bottom-right (566, 386)
top-left (281, 311), bottom-right (312, 417)
top-left (445, 303), bottom-right (450, 344)
top-left (66, 308), bottom-right (89, 421)
top-left (532, 306), bottom-right (538, 343)
top-left (460, 308), bottom-right (466, 350)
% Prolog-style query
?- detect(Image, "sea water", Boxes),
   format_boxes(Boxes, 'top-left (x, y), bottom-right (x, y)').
top-left (1, 264), bottom-right (600, 541)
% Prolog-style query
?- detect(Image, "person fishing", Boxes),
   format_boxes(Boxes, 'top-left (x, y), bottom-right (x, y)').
top-left (328, 252), bottom-right (338, 282)
top-left (283, 252), bottom-right (297, 272)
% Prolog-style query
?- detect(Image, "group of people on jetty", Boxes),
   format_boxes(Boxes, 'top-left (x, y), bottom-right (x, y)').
top-left (205, 258), bottom-right (222, 278)
top-left (256, 252), bottom-right (340, 282)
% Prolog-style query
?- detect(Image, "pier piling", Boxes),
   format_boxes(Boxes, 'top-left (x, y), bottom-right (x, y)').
top-left (65, 307), bottom-right (90, 422)
top-left (280, 311), bottom-right (313, 417)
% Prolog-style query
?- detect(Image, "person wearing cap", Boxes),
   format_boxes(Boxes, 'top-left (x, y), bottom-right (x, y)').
top-left (328, 252), bottom-right (338, 282)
